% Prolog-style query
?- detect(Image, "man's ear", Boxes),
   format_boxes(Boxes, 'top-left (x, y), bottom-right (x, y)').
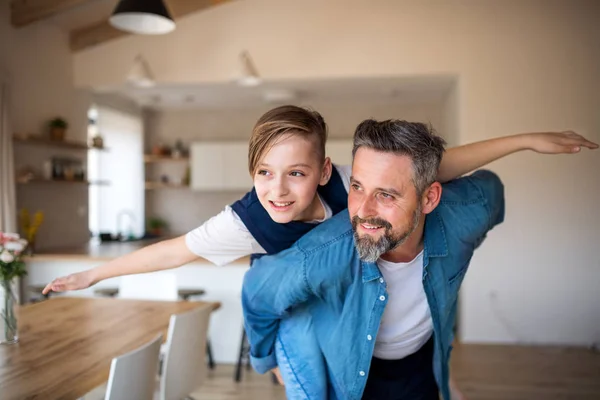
top-left (320, 157), bottom-right (333, 186)
top-left (421, 182), bottom-right (442, 214)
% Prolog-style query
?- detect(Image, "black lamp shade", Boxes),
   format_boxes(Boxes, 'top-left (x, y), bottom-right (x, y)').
top-left (109, 0), bottom-right (175, 35)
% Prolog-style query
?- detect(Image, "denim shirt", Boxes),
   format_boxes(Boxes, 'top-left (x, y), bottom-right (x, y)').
top-left (242, 170), bottom-right (505, 400)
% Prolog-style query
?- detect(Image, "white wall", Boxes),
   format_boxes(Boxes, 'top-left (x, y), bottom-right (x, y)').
top-left (1, 1), bottom-right (91, 250)
top-left (145, 100), bottom-right (444, 234)
top-left (73, 0), bottom-right (600, 346)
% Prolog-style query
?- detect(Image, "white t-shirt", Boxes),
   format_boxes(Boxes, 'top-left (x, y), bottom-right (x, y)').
top-left (185, 164), bottom-right (352, 266)
top-left (373, 250), bottom-right (434, 360)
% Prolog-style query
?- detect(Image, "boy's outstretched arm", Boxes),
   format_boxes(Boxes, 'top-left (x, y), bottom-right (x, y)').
top-left (42, 235), bottom-right (198, 294)
top-left (437, 131), bottom-right (598, 182)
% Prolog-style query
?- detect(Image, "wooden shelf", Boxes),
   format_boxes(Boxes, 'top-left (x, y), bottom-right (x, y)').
top-left (144, 154), bottom-right (189, 163)
top-left (145, 181), bottom-right (189, 190)
top-left (17, 178), bottom-right (110, 185)
top-left (13, 134), bottom-right (108, 151)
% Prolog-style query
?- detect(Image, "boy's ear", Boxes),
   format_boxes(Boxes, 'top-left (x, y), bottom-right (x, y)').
top-left (319, 157), bottom-right (333, 186)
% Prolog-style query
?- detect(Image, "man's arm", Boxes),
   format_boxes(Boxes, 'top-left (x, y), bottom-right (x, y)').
top-left (437, 131), bottom-right (598, 183)
top-left (242, 247), bottom-right (315, 373)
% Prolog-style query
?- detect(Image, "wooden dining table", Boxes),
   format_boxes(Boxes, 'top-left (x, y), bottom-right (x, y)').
top-left (0, 297), bottom-right (221, 400)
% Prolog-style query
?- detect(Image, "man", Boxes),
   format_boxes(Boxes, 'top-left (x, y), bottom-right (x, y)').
top-left (242, 119), bottom-right (505, 400)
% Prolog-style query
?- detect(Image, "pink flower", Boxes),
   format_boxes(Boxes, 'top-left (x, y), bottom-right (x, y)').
top-left (0, 250), bottom-right (14, 263)
top-left (4, 241), bottom-right (25, 252)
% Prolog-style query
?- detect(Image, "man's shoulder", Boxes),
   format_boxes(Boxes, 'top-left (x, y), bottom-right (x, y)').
top-left (295, 209), bottom-right (354, 254)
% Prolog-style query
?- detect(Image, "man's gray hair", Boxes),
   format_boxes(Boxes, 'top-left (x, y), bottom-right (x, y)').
top-left (352, 119), bottom-right (447, 196)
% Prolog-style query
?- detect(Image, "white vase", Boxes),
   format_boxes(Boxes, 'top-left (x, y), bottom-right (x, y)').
top-left (0, 279), bottom-right (18, 344)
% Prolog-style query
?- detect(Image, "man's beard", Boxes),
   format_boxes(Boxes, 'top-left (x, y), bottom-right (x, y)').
top-left (351, 206), bottom-right (421, 263)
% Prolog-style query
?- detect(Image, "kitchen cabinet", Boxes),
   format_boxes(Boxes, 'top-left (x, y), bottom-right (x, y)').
top-left (190, 142), bottom-right (252, 191)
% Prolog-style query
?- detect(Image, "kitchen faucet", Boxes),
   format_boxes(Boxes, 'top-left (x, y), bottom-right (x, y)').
top-left (116, 209), bottom-right (136, 241)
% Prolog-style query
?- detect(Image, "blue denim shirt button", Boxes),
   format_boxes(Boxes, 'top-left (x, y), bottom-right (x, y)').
top-left (367, 335), bottom-right (372, 341)
top-left (379, 278), bottom-right (384, 283)
top-left (379, 295), bottom-right (385, 301)
top-left (359, 371), bottom-right (366, 376)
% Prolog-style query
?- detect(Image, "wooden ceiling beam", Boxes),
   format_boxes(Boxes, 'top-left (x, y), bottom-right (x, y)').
top-left (10, 0), bottom-right (94, 27)
top-left (69, 0), bottom-right (233, 52)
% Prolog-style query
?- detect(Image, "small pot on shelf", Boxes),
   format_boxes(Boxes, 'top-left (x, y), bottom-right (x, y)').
top-left (48, 117), bottom-right (68, 142)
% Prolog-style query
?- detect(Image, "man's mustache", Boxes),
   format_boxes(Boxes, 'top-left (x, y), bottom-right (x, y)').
top-left (351, 216), bottom-right (392, 231)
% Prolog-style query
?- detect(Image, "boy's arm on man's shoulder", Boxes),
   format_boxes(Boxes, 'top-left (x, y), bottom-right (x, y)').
top-left (241, 246), bottom-right (314, 373)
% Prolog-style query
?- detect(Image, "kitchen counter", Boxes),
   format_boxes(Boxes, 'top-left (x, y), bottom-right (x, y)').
top-left (24, 237), bottom-right (250, 265)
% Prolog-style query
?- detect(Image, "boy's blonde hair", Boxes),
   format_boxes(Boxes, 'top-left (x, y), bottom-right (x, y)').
top-left (248, 105), bottom-right (328, 175)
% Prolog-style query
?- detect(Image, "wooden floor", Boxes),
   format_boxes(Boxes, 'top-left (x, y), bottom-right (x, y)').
top-left (448, 343), bottom-right (600, 400)
top-left (191, 344), bottom-right (600, 400)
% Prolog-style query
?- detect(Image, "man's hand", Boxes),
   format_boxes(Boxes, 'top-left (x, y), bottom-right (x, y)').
top-left (270, 367), bottom-right (284, 385)
top-left (524, 131), bottom-right (598, 154)
top-left (42, 271), bottom-right (95, 295)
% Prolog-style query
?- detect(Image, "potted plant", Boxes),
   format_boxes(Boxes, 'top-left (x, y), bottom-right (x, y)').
top-left (0, 232), bottom-right (28, 345)
top-left (48, 117), bottom-right (68, 141)
top-left (147, 217), bottom-right (168, 237)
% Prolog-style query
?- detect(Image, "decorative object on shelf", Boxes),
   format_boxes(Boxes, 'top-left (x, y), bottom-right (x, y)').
top-left (0, 232), bottom-right (28, 345)
top-left (19, 209), bottom-right (44, 256)
top-left (16, 166), bottom-right (38, 183)
top-left (91, 133), bottom-right (104, 149)
top-left (48, 117), bottom-right (68, 141)
top-left (172, 139), bottom-right (188, 158)
top-left (109, 0), bottom-right (175, 35)
top-left (51, 157), bottom-right (85, 181)
top-left (147, 217), bottom-right (168, 237)
top-left (151, 142), bottom-right (171, 156)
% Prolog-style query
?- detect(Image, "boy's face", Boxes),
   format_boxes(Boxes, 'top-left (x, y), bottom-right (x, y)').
top-left (348, 147), bottom-right (423, 261)
top-left (254, 134), bottom-right (330, 223)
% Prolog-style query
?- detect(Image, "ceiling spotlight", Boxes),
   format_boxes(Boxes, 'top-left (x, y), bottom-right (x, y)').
top-left (237, 50), bottom-right (261, 87)
top-left (127, 54), bottom-right (156, 87)
top-left (109, 0), bottom-right (175, 35)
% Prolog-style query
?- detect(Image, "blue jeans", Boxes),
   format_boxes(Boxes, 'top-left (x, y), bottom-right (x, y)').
top-left (275, 307), bottom-right (328, 400)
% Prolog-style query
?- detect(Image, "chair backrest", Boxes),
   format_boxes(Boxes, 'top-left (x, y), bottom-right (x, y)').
top-left (104, 333), bottom-right (163, 400)
top-left (118, 272), bottom-right (178, 301)
top-left (159, 304), bottom-right (213, 400)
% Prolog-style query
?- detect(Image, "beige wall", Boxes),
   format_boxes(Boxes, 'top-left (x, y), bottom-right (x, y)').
top-left (75, 0), bottom-right (600, 345)
top-left (145, 100), bottom-right (444, 234)
top-left (1, 1), bottom-right (91, 250)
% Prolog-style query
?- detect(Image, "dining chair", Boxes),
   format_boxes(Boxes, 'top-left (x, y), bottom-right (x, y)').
top-left (104, 334), bottom-right (163, 400)
top-left (157, 304), bottom-right (213, 400)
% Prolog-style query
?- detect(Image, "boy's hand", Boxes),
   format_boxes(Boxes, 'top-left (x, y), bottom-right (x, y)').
top-left (525, 131), bottom-right (598, 154)
top-left (270, 367), bottom-right (284, 385)
top-left (42, 271), bottom-right (95, 294)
